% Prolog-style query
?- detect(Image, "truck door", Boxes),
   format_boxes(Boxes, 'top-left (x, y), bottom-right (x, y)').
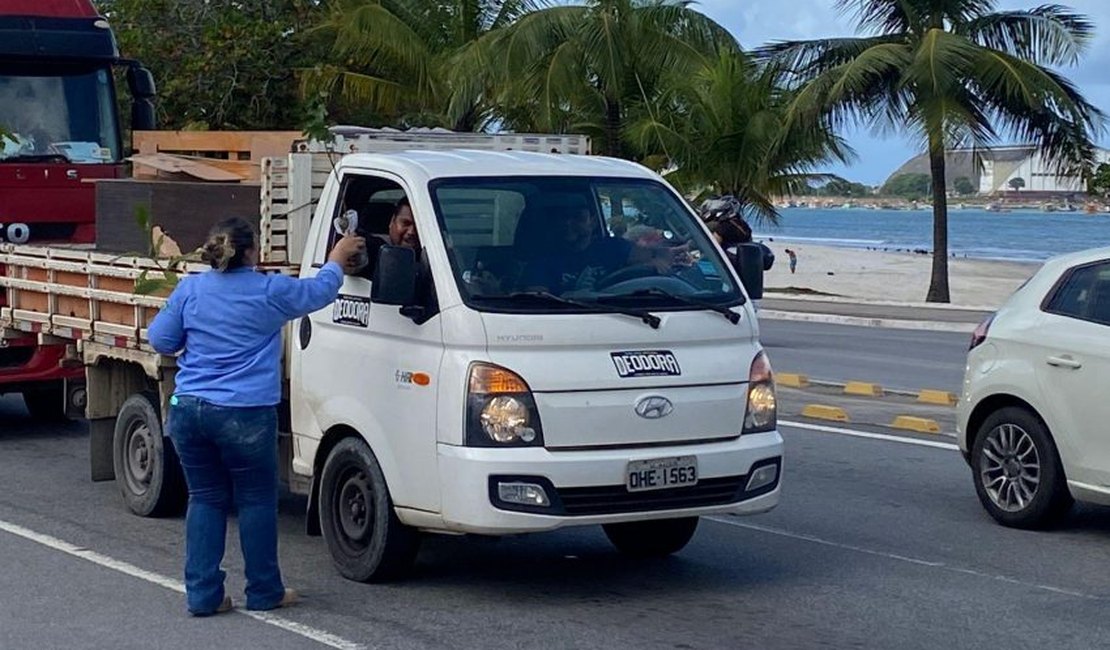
top-left (290, 170), bottom-right (445, 514)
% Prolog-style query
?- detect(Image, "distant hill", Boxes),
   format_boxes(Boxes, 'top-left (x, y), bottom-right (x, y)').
top-left (884, 150), bottom-right (980, 188)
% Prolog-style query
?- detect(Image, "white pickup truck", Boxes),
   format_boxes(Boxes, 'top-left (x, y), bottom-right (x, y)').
top-left (0, 132), bottom-right (783, 581)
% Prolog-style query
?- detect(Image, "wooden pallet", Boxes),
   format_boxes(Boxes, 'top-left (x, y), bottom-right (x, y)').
top-left (133, 131), bottom-right (302, 181)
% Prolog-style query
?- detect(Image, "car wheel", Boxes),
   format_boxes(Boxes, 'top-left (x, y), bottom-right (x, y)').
top-left (603, 517), bottom-right (699, 557)
top-left (971, 406), bottom-right (1072, 529)
top-left (320, 437), bottom-right (421, 582)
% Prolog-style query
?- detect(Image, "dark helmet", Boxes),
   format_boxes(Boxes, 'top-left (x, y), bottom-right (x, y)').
top-left (697, 195), bottom-right (743, 224)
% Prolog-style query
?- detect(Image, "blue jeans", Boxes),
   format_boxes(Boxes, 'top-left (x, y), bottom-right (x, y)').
top-left (167, 395), bottom-right (285, 614)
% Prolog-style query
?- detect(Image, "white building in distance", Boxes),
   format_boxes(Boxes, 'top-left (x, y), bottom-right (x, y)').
top-left (886, 145), bottom-right (1110, 196)
top-left (977, 145), bottom-right (1110, 195)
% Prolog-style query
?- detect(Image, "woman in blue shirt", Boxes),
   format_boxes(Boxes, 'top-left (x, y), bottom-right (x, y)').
top-left (148, 217), bottom-right (364, 616)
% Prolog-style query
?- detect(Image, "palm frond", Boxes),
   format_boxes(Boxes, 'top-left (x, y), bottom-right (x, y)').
top-left (755, 35), bottom-right (903, 82)
top-left (959, 4), bottom-right (1094, 66)
top-left (970, 46), bottom-right (1105, 174)
top-left (835, 0), bottom-right (919, 35)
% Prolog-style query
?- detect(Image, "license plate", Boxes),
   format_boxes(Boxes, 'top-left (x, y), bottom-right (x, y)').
top-left (626, 455), bottom-right (698, 492)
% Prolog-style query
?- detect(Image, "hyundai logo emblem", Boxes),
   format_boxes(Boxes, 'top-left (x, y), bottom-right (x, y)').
top-left (635, 395), bottom-right (674, 419)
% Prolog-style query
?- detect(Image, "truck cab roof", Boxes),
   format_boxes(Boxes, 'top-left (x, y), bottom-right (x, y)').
top-left (3, 1), bottom-right (99, 17)
top-left (338, 150), bottom-right (657, 186)
top-left (0, 0), bottom-right (117, 62)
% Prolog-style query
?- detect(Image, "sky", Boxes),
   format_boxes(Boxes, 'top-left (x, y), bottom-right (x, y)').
top-left (696, 0), bottom-right (1110, 185)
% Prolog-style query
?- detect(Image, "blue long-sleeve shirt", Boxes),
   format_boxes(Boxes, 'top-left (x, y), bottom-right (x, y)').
top-left (148, 263), bottom-right (344, 407)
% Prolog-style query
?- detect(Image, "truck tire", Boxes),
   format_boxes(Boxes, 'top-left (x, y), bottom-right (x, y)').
top-left (603, 517), bottom-right (699, 558)
top-left (113, 393), bottom-right (186, 517)
top-left (22, 385), bottom-right (67, 421)
top-left (320, 437), bottom-right (420, 582)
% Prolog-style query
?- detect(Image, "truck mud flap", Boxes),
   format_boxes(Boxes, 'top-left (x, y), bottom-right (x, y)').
top-left (90, 418), bottom-right (115, 482)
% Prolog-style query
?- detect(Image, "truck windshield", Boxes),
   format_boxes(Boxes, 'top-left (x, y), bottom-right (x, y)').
top-left (430, 176), bottom-right (743, 312)
top-left (0, 64), bottom-right (121, 164)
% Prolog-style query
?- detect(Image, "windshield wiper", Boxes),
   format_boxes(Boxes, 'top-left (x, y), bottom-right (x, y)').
top-left (0, 153), bottom-right (71, 164)
top-left (599, 287), bottom-right (742, 325)
top-left (472, 290), bottom-right (662, 329)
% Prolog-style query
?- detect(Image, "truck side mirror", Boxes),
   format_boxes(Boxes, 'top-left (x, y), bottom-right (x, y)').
top-left (132, 99), bottom-right (156, 131)
top-left (735, 243), bottom-right (765, 300)
top-left (127, 66), bottom-right (157, 99)
top-left (372, 245), bottom-right (417, 307)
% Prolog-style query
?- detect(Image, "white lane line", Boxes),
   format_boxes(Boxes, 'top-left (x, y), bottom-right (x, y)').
top-left (780, 419), bottom-right (960, 451)
top-left (707, 518), bottom-right (943, 567)
top-left (707, 516), bottom-right (1101, 600)
top-left (0, 518), bottom-right (367, 650)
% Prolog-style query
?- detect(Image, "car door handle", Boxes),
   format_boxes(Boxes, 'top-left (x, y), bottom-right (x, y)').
top-left (1046, 355), bottom-right (1083, 370)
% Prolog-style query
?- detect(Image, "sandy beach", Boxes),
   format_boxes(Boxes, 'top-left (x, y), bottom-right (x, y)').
top-left (760, 242), bottom-right (1039, 308)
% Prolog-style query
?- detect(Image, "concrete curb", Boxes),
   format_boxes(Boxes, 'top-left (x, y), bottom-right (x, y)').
top-left (801, 404), bottom-right (850, 423)
top-left (759, 309), bottom-right (979, 333)
top-left (789, 377), bottom-right (957, 403)
top-left (763, 293), bottom-right (1002, 312)
top-left (787, 375), bottom-right (954, 437)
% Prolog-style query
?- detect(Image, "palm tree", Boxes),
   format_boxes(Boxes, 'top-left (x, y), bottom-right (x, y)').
top-left (490, 0), bottom-right (737, 157)
top-left (630, 50), bottom-right (853, 224)
top-left (306, 0), bottom-right (539, 130)
top-left (763, 0), bottom-right (1103, 302)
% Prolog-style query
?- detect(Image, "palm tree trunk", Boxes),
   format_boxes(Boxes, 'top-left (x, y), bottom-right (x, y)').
top-left (925, 127), bottom-right (951, 303)
top-left (604, 98), bottom-right (623, 157)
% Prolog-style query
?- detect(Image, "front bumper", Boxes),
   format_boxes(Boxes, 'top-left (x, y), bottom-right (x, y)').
top-left (0, 338), bottom-right (82, 391)
top-left (432, 431), bottom-right (783, 535)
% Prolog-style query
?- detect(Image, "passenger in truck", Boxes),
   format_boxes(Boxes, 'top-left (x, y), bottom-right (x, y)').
top-left (360, 196), bottom-right (421, 278)
top-left (519, 194), bottom-right (693, 294)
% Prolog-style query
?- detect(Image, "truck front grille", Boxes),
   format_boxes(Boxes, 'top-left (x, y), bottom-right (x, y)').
top-left (557, 477), bottom-right (746, 516)
top-left (0, 346), bottom-right (35, 369)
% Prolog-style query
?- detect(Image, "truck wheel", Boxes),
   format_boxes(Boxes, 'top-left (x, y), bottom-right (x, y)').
top-left (113, 393), bottom-right (186, 517)
top-left (22, 385), bottom-right (67, 421)
top-left (603, 517), bottom-right (699, 558)
top-left (320, 437), bottom-right (420, 582)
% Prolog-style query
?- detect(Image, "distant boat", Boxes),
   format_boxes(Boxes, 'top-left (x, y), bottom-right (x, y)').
top-left (985, 202), bottom-right (1011, 213)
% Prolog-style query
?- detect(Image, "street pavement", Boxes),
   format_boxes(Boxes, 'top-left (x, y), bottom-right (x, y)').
top-left (1, 322), bottom-right (1108, 649)
top-left (760, 319), bottom-right (970, 392)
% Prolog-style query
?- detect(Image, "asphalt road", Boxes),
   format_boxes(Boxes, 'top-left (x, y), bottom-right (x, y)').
top-left (2, 392), bottom-right (1109, 650)
top-left (760, 319), bottom-right (970, 392)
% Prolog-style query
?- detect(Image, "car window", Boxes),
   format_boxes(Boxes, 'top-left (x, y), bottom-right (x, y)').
top-left (1045, 261), bottom-right (1110, 326)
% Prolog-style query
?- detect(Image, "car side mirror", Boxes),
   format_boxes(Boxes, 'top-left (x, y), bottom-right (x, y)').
top-left (127, 66), bottom-right (157, 99)
top-left (372, 245), bottom-right (417, 307)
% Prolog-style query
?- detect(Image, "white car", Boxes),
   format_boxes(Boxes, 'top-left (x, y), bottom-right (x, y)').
top-left (958, 246), bottom-right (1110, 529)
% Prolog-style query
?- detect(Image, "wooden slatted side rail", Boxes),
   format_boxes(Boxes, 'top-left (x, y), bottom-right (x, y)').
top-left (260, 153), bottom-right (340, 265)
top-left (1, 246), bottom-right (298, 351)
top-left (0, 246), bottom-right (203, 350)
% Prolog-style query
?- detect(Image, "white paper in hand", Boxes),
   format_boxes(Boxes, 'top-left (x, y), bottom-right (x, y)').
top-left (334, 209), bottom-right (360, 237)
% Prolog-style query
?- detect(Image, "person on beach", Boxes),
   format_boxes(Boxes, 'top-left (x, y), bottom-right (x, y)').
top-left (148, 217), bottom-right (365, 617)
top-left (786, 248), bottom-right (797, 274)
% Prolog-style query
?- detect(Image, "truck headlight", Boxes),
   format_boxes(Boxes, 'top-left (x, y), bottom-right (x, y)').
top-left (467, 364), bottom-right (544, 446)
top-left (743, 351), bottom-right (777, 434)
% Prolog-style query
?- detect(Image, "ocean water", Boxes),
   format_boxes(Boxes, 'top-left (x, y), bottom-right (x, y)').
top-left (753, 207), bottom-right (1110, 262)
